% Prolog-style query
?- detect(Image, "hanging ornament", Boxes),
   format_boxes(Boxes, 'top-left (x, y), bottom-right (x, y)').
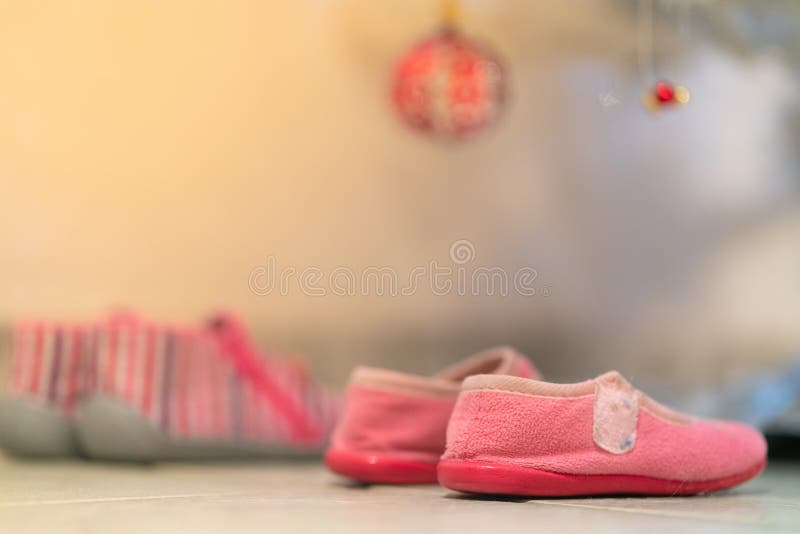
top-left (642, 80), bottom-right (690, 111)
top-left (392, 0), bottom-right (507, 139)
top-left (638, 0), bottom-right (691, 113)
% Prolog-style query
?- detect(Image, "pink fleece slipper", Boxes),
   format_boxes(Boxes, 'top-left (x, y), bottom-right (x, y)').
top-left (325, 347), bottom-right (539, 484)
top-left (438, 372), bottom-right (767, 496)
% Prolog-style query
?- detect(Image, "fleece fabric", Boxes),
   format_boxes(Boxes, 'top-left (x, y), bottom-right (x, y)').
top-left (329, 347), bottom-right (539, 462)
top-left (443, 372), bottom-right (767, 482)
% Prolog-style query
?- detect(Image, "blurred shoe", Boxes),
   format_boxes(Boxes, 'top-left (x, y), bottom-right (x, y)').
top-left (438, 371), bottom-right (767, 496)
top-left (325, 347), bottom-right (539, 484)
top-left (75, 313), bottom-right (339, 461)
top-left (0, 321), bottom-right (89, 456)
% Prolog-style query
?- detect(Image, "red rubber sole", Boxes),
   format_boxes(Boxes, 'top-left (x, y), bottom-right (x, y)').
top-left (325, 449), bottom-right (439, 484)
top-left (438, 459), bottom-right (767, 497)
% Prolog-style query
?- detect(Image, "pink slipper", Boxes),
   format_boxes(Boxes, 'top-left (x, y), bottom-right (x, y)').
top-left (438, 372), bottom-right (767, 496)
top-left (325, 347), bottom-right (539, 484)
top-left (76, 312), bottom-right (339, 460)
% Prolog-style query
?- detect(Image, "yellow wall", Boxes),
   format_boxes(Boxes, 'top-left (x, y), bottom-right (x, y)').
top-left (0, 1), bottom-right (586, 329)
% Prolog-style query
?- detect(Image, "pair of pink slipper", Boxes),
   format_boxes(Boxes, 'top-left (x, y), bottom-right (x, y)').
top-left (0, 312), bottom-right (338, 460)
top-left (326, 347), bottom-right (767, 497)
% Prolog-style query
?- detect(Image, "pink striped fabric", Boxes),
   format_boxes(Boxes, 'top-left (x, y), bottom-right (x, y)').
top-left (7, 321), bottom-right (89, 415)
top-left (89, 313), bottom-right (340, 448)
top-left (4, 313), bottom-right (340, 450)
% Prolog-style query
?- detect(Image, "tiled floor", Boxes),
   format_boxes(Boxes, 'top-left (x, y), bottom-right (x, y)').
top-left (0, 454), bottom-right (797, 533)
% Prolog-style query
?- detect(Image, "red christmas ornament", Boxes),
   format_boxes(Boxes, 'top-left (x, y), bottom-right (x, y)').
top-left (655, 81), bottom-right (675, 103)
top-left (643, 80), bottom-right (690, 111)
top-left (392, 28), bottom-right (506, 139)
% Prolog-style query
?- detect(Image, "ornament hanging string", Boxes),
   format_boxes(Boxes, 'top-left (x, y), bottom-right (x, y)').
top-left (441, 0), bottom-right (462, 29)
top-left (637, 0), bottom-right (656, 82)
top-left (638, 0), bottom-right (691, 110)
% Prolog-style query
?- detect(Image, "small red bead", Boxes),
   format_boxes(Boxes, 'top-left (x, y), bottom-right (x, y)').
top-left (655, 81), bottom-right (675, 103)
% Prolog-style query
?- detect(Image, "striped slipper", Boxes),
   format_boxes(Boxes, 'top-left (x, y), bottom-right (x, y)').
top-left (0, 320), bottom-right (90, 456)
top-left (74, 313), bottom-right (340, 461)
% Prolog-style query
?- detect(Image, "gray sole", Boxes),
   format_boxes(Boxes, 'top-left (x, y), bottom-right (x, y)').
top-left (0, 397), bottom-right (78, 457)
top-left (75, 396), bottom-right (324, 462)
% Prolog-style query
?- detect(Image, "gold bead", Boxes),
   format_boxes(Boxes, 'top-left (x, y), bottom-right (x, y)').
top-left (674, 86), bottom-right (691, 105)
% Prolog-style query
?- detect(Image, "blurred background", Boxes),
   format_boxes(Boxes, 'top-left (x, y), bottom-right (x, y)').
top-left (0, 0), bottom-right (798, 411)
